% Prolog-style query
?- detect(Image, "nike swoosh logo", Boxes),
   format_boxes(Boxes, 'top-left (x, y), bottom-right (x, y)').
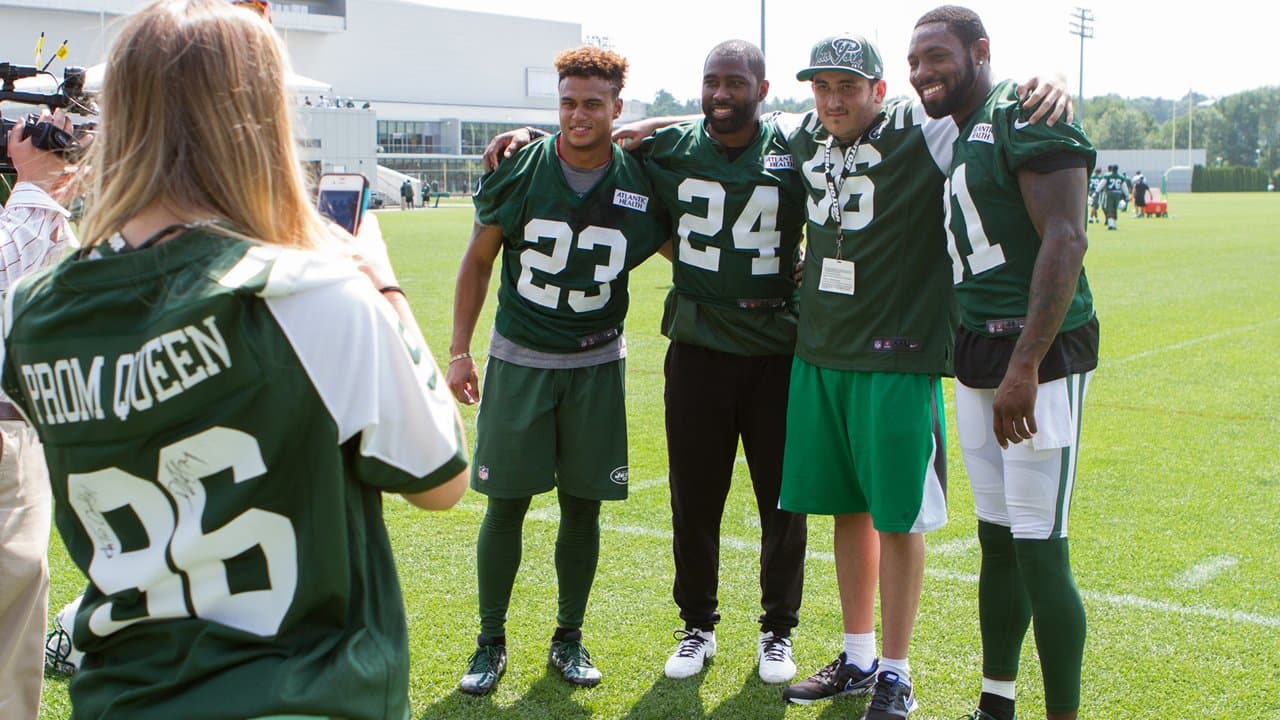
top-left (1013, 118), bottom-right (1031, 130)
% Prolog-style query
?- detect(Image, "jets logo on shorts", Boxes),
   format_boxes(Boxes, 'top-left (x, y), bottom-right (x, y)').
top-left (609, 466), bottom-right (629, 485)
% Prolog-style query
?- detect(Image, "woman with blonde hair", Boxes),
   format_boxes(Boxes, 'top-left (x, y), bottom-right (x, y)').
top-left (0, 1), bottom-right (468, 718)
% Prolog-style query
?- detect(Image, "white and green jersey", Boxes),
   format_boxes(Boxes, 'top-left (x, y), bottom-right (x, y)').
top-left (0, 230), bottom-right (466, 720)
top-left (1103, 170), bottom-right (1129, 197)
top-left (773, 100), bottom-right (958, 374)
top-left (944, 79), bottom-right (1097, 337)
top-left (474, 134), bottom-right (667, 353)
top-left (1088, 173), bottom-right (1105, 198)
top-left (641, 118), bottom-right (806, 356)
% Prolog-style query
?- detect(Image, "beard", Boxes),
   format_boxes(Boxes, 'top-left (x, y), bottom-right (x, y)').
top-left (703, 98), bottom-right (757, 137)
top-left (920, 56), bottom-right (977, 119)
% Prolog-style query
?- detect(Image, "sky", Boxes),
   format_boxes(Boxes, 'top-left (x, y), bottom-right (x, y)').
top-left (408, 0), bottom-right (1277, 106)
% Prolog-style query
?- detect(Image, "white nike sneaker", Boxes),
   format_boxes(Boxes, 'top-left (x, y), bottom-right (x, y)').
top-left (664, 628), bottom-right (716, 679)
top-left (757, 631), bottom-right (797, 684)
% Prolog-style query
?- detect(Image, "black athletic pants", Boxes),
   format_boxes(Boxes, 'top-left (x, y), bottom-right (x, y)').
top-left (664, 341), bottom-right (806, 636)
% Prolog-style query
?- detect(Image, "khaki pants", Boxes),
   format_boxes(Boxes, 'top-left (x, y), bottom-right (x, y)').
top-left (0, 420), bottom-right (51, 720)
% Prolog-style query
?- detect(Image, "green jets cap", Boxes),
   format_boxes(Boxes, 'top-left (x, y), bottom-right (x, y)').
top-left (796, 35), bottom-right (884, 81)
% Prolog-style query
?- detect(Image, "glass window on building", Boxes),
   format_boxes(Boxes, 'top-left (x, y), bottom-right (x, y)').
top-left (382, 158), bottom-right (486, 195)
top-left (460, 122), bottom-right (556, 155)
top-left (377, 120), bottom-right (437, 154)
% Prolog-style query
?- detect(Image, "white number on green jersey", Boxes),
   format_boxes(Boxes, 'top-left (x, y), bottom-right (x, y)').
top-left (944, 162), bottom-right (1006, 282)
top-left (802, 144), bottom-right (882, 231)
top-left (676, 179), bottom-right (782, 276)
top-left (517, 219), bottom-right (626, 313)
top-left (68, 427), bottom-right (297, 638)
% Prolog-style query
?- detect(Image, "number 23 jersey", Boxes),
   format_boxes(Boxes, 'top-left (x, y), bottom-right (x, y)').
top-left (473, 134), bottom-right (667, 353)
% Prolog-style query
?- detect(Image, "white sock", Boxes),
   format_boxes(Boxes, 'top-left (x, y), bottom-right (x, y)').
top-left (842, 632), bottom-right (876, 671)
top-left (982, 677), bottom-right (1016, 699)
top-left (879, 656), bottom-right (911, 684)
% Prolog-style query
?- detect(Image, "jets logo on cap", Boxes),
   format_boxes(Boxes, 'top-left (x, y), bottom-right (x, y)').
top-left (816, 38), bottom-right (864, 68)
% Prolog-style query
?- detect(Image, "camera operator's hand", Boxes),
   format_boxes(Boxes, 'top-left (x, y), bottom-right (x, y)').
top-left (7, 111), bottom-right (75, 202)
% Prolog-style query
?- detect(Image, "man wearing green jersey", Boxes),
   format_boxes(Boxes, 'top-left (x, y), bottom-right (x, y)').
top-left (910, 7), bottom-right (1097, 720)
top-left (640, 40), bottom-right (809, 685)
top-left (770, 36), bottom-right (1069, 719)
top-left (447, 46), bottom-right (666, 695)
top-left (772, 36), bottom-right (956, 719)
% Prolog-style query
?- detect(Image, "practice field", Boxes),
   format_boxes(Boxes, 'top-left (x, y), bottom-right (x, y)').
top-left (39, 193), bottom-right (1280, 719)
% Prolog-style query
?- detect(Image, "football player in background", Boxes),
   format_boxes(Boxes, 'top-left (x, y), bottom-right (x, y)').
top-left (447, 46), bottom-right (666, 695)
top-left (1100, 163), bottom-right (1131, 229)
top-left (0, 2), bottom-right (469, 718)
top-left (909, 6), bottom-right (1098, 720)
top-left (1087, 167), bottom-right (1104, 223)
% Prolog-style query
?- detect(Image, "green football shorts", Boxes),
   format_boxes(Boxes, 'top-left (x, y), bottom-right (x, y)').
top-left (472, 357), bottom-right (629, 501)
top-left (780, 358), bottom-right (947, 533)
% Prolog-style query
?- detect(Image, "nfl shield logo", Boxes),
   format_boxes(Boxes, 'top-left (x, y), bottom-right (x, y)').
top-left (478, 465), bottom-right (489, 481)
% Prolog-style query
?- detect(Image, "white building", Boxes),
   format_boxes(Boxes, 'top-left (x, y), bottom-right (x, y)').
top-left (0, 0), bottom-right (647, 193)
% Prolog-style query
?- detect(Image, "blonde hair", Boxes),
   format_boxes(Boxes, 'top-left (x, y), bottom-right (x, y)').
top-left (80, 0), bottom-right (327, 249)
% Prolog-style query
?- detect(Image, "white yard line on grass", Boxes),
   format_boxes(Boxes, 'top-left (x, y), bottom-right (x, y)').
top-left (1109, 317), bottom-right (1280, 365)
top-left (1176, 555), bottom-right (1240, 588)
top-left (595, 521), bottom-right (1280, 631)
top-left (419, 487), bottom-right (1280, 630)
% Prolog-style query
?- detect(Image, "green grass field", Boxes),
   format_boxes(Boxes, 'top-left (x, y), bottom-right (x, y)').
top-left (39, 193), bottom-right (1280, 719)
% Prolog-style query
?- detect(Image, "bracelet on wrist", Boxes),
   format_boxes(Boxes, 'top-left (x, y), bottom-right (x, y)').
top-left (448, 352), bottom-right (472, 365)
top-left (379, 285), bottom-right (406, 298)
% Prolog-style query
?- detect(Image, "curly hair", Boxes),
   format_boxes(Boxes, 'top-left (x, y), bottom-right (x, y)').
top-left (554, 46), bottom-right (629, 96)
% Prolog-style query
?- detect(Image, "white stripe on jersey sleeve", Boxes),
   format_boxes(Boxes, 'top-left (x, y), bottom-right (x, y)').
top-left (264, 271), bottom-right (462, 481)
top-left (917, 101), bottom-right (959, 175)
top-left (219, 244), bottom-right (355, 297)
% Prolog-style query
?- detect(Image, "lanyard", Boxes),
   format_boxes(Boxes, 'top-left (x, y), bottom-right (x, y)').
top-left (823, 134), bottom-right (862, 259)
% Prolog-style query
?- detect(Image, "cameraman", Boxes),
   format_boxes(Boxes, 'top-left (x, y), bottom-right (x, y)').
top-left (0, 108), bottom-right (76, 720)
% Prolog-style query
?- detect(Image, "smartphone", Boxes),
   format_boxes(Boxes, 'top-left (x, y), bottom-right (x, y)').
top-left (317, 173), bottom-right (369, 235)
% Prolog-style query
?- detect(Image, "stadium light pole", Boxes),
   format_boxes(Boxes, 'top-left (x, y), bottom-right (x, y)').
top-left (1068, 8), bottom-right (1094, 124)
top-left (760, 0), bottom-right (766, 56)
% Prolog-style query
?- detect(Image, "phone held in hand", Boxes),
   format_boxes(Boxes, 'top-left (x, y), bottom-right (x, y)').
top-left (317, 172), bottom-right (369, 235)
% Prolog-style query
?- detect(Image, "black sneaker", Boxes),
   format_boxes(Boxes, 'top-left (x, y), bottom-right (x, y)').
top-left (860, 670), bottom-right (918, 719)
top-left (548, 630), bottom-right (602, 687)
top-left (782, 652), bottom-right (878, 704)
top-left (958, 710), bottom-right (1002, 720)
top-left (458, 643), bottom-right (507, 695)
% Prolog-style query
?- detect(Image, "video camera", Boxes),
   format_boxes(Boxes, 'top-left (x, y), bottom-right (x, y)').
top-left (0, 63), bottom-right (94, 174)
